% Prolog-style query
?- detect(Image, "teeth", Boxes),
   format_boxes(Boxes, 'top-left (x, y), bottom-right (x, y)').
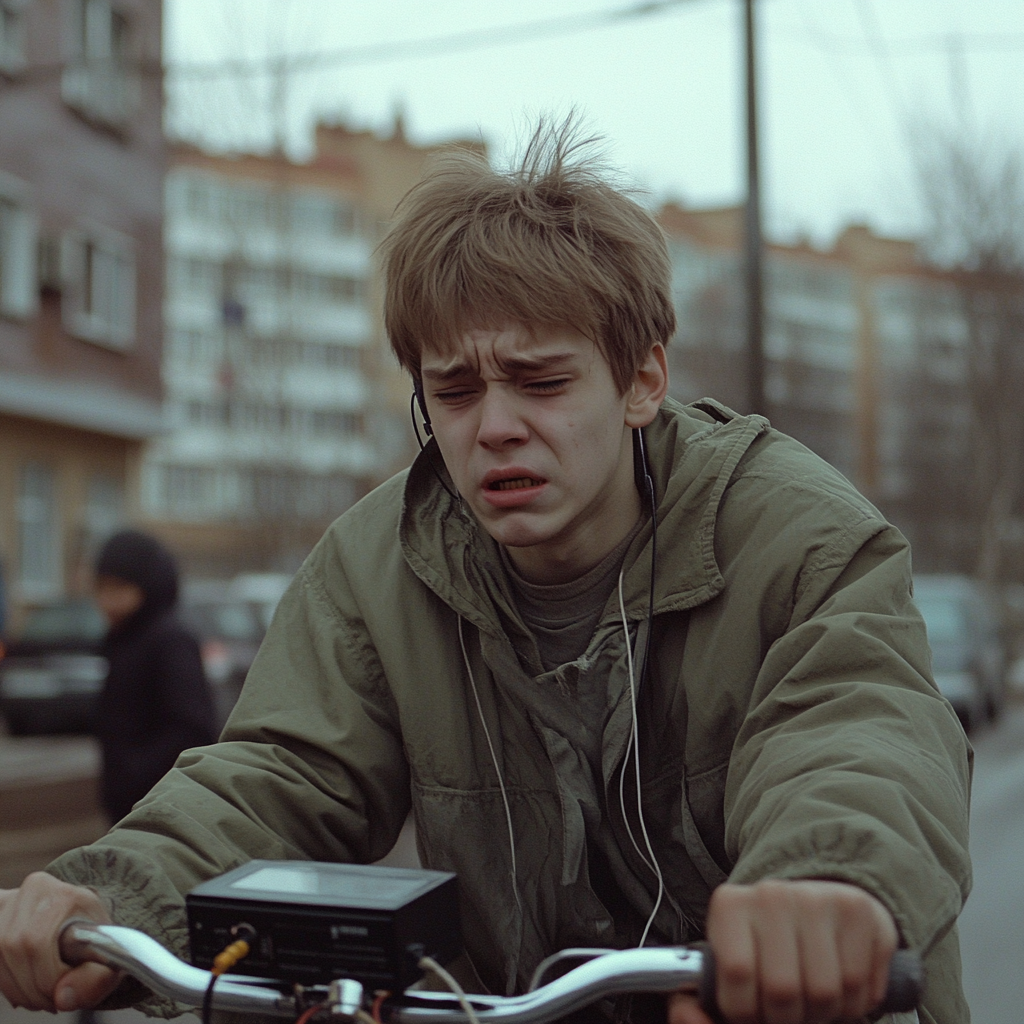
top-left (493, 477), bottom-right (540, 491)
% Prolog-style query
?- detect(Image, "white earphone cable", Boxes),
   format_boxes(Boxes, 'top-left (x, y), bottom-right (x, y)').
top-left (458, 617), bottom-right (523, 919)
top-left (617, 568), bottom-right (665, 948)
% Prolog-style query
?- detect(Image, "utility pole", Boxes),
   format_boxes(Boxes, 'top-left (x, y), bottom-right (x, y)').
top-left (743, 0), bottom-right (766, 416)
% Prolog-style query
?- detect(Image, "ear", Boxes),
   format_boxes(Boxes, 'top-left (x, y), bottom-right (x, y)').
top-left (625, 343), bottom-right (669, 429)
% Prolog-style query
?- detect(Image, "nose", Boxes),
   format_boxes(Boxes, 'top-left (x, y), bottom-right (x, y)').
top-left (476, 385), bottom-right (528, 450)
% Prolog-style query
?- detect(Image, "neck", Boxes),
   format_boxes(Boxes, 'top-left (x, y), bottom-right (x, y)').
top-left (505, 491), bottom-right (643, 585)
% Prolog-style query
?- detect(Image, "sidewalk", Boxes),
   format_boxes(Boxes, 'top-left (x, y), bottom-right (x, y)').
top-left (0, 735), bottom-right (108, 888)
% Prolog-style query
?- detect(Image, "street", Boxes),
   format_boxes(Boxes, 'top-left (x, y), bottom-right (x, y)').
top-left (1, 708), bottom-right (1023, 1023)
top-left (958, 702), bottom-right (1024, 1023)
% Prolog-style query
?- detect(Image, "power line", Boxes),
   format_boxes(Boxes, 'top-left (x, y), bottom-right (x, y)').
top-left (782, 27), bottom-right (1024, 55)
top-left (178, 0), bottom-right (706, 79)
top-left (5, 0), bottom-right (708, 85)
top-left (854, 0), bottom-right (907, 122)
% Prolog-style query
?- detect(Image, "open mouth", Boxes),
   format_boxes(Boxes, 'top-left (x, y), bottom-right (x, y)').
top-left (489, 477), bottom-right (544, 491)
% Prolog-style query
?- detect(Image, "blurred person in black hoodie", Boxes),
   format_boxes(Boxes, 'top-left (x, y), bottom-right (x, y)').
top-left (92, 529), bottom-right (218, 824)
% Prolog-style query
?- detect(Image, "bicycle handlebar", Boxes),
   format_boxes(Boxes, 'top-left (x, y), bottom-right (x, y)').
top-left (58, 920), bottom-right (922, 1023)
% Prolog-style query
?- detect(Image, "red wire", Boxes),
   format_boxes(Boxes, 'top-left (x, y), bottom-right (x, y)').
top-left (294, 1003), bottom-right (322, 1024)
top-left (372, 991), bottom-right (390, 1023)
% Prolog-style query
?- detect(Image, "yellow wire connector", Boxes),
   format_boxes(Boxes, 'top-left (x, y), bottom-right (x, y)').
top-left (211, 924), bottom-right (257, 976)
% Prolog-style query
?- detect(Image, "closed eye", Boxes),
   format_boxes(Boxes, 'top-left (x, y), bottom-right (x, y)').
top-left (434, 388), bottom-right (477, 403)
top-left (525, 378), bottom-right (570, 393)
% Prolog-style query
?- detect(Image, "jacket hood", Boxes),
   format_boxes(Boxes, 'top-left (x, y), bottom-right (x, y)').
top-left (95, 529), bottom-right (180, 620)
top-left (400, 396), bottom-right (770, 631)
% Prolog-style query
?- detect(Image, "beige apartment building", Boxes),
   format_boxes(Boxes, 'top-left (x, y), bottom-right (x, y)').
top-left (659, 202), bottom-right (974, 571)
top-left (145, 120), bottom-right (483, 579)
top-left (0, 0), bottom-right (165, 628)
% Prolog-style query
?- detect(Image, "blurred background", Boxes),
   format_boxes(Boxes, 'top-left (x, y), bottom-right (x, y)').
top-left (0, 0), bottom-right (1023, 1021)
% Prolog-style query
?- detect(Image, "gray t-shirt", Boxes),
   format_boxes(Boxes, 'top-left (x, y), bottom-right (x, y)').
top-left (499, 519), bottom-right (654, 947)
top-left (500, 518), bottom-right (643, 674)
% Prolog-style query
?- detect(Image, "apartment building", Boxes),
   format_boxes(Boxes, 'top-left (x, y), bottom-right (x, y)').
top-left (659, 204), bottom-right (973, 570)
top-left (146, 121), bottom-right (483, 578)
top-left (0, 0), bottom-right (164, 625)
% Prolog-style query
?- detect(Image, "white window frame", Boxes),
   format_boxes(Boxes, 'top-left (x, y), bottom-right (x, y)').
top-left (0, 169), bottom-right (39, 320)
top-left (61, 0), bottom-right (138, 127)
top-left (0, 0), bottom-right (29, 74)
top-left (61, 222), bottom-right (136, 349)
top-left (17, 461), bottom-right (62, 600)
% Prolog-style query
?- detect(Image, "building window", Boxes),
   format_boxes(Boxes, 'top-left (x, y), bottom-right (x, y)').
top-left (301, 341), bottom-right (360, 369)
top-left (291, 190), bottom-right (357, 237)
top-left (61, 0), bottom-right (138, 127)
top-left (186, 399), bottom-right (228, 428)
top-left (181, 176), bottom-right (216, 221)
top-left (0, 0), bottom-right (28, 74)
top-left (220, 182), bottom-right (273, 231)
top-left (62, 225), bottom-right (136, 349)
top-left (291, 270), bottom-right (361, 305)
top-left (158, 464), bottom-right (218, 519)
top-left (170, 327), bottom-right (217, 364)
top-left (0, 172), bottom-right (39, 320)
top-left (168, 255), bottom-right (221, 296)
top-left (18, 462), bottom-right (61, 599)
top-left (81, 472), bottom-right (123, 557)
top-left (309, 409), bottom-right (359, 436)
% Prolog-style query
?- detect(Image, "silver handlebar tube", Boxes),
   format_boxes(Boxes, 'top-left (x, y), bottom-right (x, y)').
top-left (59, 922), bottom-right (705, 1024)
top-left (59, 922), bottom-right (300, 1017)
top-left (391, 947), bottom-right (706, 1024)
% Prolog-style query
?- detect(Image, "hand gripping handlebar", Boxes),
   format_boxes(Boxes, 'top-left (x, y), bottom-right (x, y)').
top-left (59, 920), bottom-right (922, 1024)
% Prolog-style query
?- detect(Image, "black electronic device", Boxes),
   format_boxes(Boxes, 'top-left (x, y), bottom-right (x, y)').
top-left (186, 860), bottom-right (461, 990)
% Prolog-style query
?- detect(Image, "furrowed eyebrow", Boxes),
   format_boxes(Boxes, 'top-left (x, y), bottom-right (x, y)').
top-left (500, 353), bottom-right (578, 373)
top-left (421, 352), bottom-right (578, 382)
top-left (421, 364), bottom-right (473, 383)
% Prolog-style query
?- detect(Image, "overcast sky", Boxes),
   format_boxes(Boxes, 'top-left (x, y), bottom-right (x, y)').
top-left (164, 0), bottom-right (1024, 246)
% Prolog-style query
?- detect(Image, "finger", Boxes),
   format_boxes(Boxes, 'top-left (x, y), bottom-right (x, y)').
top-left (835, 890), bottom-right (899, 1018)
top-left (54, 962), bottom-right (123, 1012)
top-left (0, 959), bottom-right (36, 1012)
top-left (865, 904), bottom-right (899, 1014)
top-left (0, 874), bottom-right (111, 1010)
top-left (749, 891), bottom-right (803, 1024)
top-left (1, 900), bottom-right (57, 1010)
top-left (667, 992), bottom-right (716, 1024)
top-left (706, 887), bottom-right (759, 1024)
top-left (795, 915), bottom-right (843, 1024)
top-left (21, 886), bottom-right (101, 1008)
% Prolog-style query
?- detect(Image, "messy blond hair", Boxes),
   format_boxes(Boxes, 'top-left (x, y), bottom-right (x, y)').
top-left (379, 117), bottom-right (675, 394)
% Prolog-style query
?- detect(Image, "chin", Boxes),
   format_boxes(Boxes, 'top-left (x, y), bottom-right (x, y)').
top-left (485, 520), bottom-right (554, 551)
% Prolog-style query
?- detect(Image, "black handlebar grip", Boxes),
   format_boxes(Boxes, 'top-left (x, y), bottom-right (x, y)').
top-left (882, 949), bottom-right (924, 1013)
top-left (696, 943), bottom-right (923, 1020)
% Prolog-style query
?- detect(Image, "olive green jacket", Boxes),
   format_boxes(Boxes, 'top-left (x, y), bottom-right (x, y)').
top-left (51, 398), bottom-right (972, 1023)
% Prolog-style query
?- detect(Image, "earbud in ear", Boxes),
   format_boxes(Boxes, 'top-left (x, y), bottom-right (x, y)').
top-left (413, 379), bottom-right (433, 437)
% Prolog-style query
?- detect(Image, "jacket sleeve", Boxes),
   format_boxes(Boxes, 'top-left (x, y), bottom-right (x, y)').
top-left (712, 440), bottom-right (971, 1011)
top-left (48, 510), bottom-right (413, 1011)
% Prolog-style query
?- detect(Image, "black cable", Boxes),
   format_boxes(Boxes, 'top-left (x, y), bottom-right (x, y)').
top-left (635, 426), bottom-right (657, 693)
top-left (410, 392), bottom-right (459, 502)
top-left (202, 972), bottom-right (218, 1024)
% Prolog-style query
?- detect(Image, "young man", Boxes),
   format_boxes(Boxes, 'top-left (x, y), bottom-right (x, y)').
top-left (0, 123), bottom-right (970, 1024)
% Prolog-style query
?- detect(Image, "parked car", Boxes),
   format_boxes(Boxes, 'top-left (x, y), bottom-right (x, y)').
top-left (229, 572), bottom-right (293, 632)
top-left (913, 573), bottom-right (1008, 732)
top-left (179, 587), bottom-right (266, 726)
top-left (0, 598), bottom-right (107, 736)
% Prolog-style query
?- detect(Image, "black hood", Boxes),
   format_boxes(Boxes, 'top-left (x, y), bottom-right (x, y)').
top-left (95, 529), bottom-right (179, 620)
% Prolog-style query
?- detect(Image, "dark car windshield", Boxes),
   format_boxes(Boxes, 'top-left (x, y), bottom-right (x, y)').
top-left (19, 600), bottom-right (106, 643)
